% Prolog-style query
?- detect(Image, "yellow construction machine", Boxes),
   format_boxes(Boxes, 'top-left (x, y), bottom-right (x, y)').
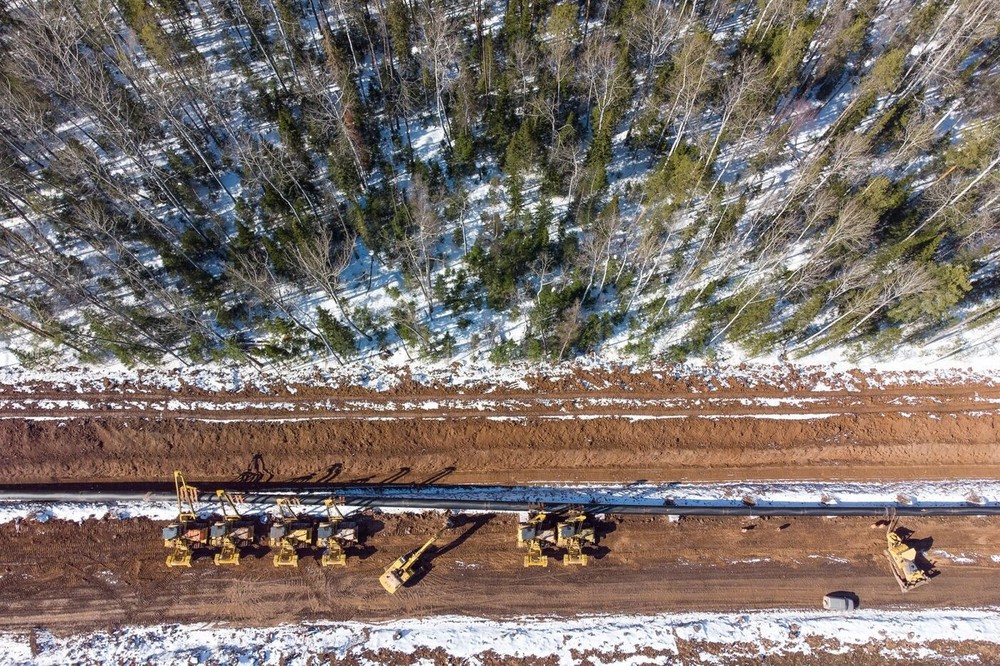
top-left (517, 509), bottom-right (551, 567)
top-left (884, 511), bottom-right (932, 592)
top-left (270, 498), bottom-right (315, 567)
top-left (163, 470), bottom-right (209, 568)
top-left (556, 511), bottom-right (596, 566)
top-left (317, 498), bottom-right (359, 566)
top-left (380, 528), bottom-right (446, 594)
top-left (209, 490), bottom-right (255, 566)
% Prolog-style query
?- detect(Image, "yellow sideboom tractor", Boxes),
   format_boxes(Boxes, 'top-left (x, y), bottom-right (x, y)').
top-left (518, 508), bottom-right (598, 567)
top-left (556, 511), bottom-right (596, 566)
top-left (517, 508), bottom-right (551, 567)
top-left (209, 490), bottom-right (255, 566)
top-left (163, 471), bottom-right (209, 567)
top-left (270, 498), bottom-right (316, 567)
top-left (317, 498), bottom-right (359, 566)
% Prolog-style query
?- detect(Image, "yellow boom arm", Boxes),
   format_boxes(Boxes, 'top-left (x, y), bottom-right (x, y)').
top-left (174, 470), bottom-right (198, 521)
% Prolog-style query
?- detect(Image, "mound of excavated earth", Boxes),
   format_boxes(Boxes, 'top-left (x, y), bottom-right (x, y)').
top-left (1, 367), bottom-right (1000, 484)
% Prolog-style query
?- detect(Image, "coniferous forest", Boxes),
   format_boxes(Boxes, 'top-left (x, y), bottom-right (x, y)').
top-left (0, 0), bottom-right (997, 368)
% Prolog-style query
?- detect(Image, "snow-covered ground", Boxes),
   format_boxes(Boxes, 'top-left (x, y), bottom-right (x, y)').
top-left (6, 609), bottom-right (1000, 665)
top-left (0, 356), bottom-right (996, 397)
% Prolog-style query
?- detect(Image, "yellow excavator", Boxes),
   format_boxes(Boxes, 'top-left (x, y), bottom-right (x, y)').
top-left (270, 498), bottom-right (315, 567)
top-left (556, 511), bottom-right (596, 566)
top-left (317, 498), bottom-right (359, 566)
top-left (517, 509), bottom-right (550, 567)
top-left (209, 490), bottom-right (255, 566)
top-left (163, 470), bottom-right (209, 568)
top-left (884, 511), bottom-right (932, 592)
top-left (380, 528), bottom-right (446, 594)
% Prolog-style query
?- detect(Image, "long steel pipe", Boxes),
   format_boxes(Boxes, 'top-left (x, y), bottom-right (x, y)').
top-left (0, 483), bottom-right (998, 517)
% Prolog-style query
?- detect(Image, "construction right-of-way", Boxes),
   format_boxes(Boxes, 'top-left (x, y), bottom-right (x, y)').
top-left (148, 472), bottom-right (947, 595)
top-left (0, 471), bottom-right (964, 596)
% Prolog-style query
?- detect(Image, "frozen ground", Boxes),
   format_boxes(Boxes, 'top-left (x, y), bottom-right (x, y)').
top-left (5, 608), bottom-right (1000, 665)
top-left (0, 355), bottom-right (996, 396)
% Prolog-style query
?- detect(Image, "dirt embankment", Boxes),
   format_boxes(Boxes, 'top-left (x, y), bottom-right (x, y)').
top-left (2, 368), bottom-right (1000, 485)
top-left (1, 409), bottom-right (999, 485)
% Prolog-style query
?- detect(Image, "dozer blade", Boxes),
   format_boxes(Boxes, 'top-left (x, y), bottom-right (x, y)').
top-left (166, 544), bottom-right (193, 568)
top-left (321, 547), bottom-right (347, 567)
top-left (215, 542), bottom-right (240, 566)
top-left (273, 544), bottom-right (300, 567)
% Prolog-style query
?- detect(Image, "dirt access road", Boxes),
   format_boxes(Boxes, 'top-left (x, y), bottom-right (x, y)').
top-left (1, 513), bottom-right (999, 636)
top-left (2, 366), bottom-right (1000, 661)
top-left (1, 366), bottom-right (999, 484)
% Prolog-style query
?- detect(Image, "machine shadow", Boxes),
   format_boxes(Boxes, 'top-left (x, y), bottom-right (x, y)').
top-left (350, 516), bottom-right (385, 561)
top-left (400, 514), bottom-right (493, 588)
top-left (288, 463), bottom-right (344, 483)
top-left (233, 453), bottom-right (274, 484)
top-left (420, 467), bottom-right (456, 485)
top-left (587, 519), bottom-right (617, 560)
top-left (434, 514), bottom-right (493, 559)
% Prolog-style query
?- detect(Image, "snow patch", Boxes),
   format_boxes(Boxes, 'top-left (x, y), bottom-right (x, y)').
top-left (5, 609), bottom-right (1000, 665)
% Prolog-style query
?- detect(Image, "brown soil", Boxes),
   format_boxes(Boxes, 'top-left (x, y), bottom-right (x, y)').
top-left (2, 367), bottom-right (1000, 485)
top-left (1, 513), bottom-right (997, 635)
top-left (1, 407), bottom-right (999, 485)
top-left (2, 369), bottom-right (1000, 662)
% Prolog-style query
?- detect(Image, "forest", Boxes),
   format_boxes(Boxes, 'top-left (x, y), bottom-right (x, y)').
top-left (0, 0), bottom-right (997, 368)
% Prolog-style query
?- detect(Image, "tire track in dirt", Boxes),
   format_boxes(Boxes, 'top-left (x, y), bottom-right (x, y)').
top-left (1, 514), bottom-right (998, 634)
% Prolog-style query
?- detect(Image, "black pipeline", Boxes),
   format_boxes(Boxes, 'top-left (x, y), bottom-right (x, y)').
top-left (0, 482), bottom-right (998, 517)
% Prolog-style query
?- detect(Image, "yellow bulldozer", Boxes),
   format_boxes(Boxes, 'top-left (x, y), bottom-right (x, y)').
top-left (884, 512), bottom-right (932, 592)
top-left (317, 498), bottom-right (359, 566)
top-left (270, 498), bottom-right (315, 567)
top-left (380, 528), bottom-right (447, 594)
top-left (209, 490), bottom-right (255, 566)
top-left (163, 470), bottom-right (209, 568)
